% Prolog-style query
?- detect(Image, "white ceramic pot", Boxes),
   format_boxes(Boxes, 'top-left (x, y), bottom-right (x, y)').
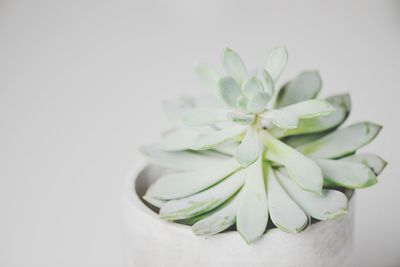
top-left (122, 162), bottom-right (355, 267)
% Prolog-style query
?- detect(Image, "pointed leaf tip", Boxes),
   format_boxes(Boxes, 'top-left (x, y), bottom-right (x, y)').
top-left (192, 192), bottom-right (241, 236)
top-left (275, 71), bottom-right (322, 108)
top-left (159, 169), bottom-right (246, 221)
top-left (298, 122), bottom-right (382, 158)
top-left (268, 168), bottom-right (309, 233)
top-left (265, 46), bottom-right (288, 82)
top-left (222, 47), bottom-right (248, 83)
top-left (276, 170), bottom-right (348, 221)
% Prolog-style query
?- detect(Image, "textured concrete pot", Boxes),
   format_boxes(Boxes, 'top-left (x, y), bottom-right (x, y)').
top-left (122, 162), bottom-right (355, 267)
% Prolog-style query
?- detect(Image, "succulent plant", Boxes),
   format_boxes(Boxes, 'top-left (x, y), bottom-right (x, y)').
top-left (140, 46), bottom-right (386, 244)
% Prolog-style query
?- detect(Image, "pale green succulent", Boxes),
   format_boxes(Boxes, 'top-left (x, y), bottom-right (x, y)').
top-left (140, 46), bottom-right (386, 244)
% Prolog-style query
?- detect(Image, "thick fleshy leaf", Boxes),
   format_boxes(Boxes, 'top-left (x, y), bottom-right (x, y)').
top-left (275, 71), bottom-right (322, 108)
top-left (283, 132), bottom-right (331, 148)
top-left (175, 210), bottom-right (214, 225)
top-left (218, 76), bottom-right (243, 108)
top-left (261, 109), bottom-right (298, 129)
top-left (212, 141), bottom-right (238, 155)
top-left (236, 156), bottom-right (269, 243)
top-left (270, 104), bottom-right (346, 138)
top-left (140, 144), bottom-right (229, 171)
top-left (246, 92), bottom-right (270, 113)
top-left (227, 112), bottom-right (255, 125)
top-left (222, 47), bottom-right (248, 83)
top-left (182, 108), bottom-right (229, 126)
top-left (236, 126), bottom-right (261, 166)
top-left (242, 76), bottom-right (263, 98)
top-left (297, 122), bottom-right (382, 158)
top-left (276, 170), bottom-right (348, 220)
top-left (315, 158), bottom-right (377, 188)
top-left (258, 69), bottom-right (274, 97)
top-left (268, 168), bottom-right (309, 233)
top-left (213, 120), bottom-right (237, 130)
top-left (236, 95), bottom-right (249, 113)
top-left (159, 169), bottom-right (246, 220)
top-left (162, 127), bottom-right (214, 151)
top-left (195, 64), bottom-right (220, 91)
top-left (146, 158), bottom-right (241, 200)
top-left (341, 153), bottom-right (387, 176)
top-left (326, 93), bottom-right (351, 115)
top-left (191, 125), bottom-right (246, 150)
top-left (281, 99), bottom-right (335, 119)
top-left (192, 192), bottom-right (241, 236)
top-left (260, 130), bottom-right (323, 194)
top-left (271, 94), bottom-right (351, 138)
top-left (265, 46), bottom-right (288, 82)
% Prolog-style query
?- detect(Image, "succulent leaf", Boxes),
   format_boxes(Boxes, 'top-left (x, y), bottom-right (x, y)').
top-left (276, 170), bottom-right (348, 220)
top-left (261, 109), bottom-right (299, 129)
top-left (159, 169), bottom-right (246, 220)
top-left (195, 64), bottom-right (220, 91)
top-left (236, 126), bottom-right (261, 166)
top-left (191, 125), bottom-right (246, 150)
top-left (218, 76), bottom-right (243, 108)
top-left (258, 69), bottom-right (275, 96)
top-left (212, 141), bottom-right (239, 156)
top-left (341, 153), bottom-right (387, 176)
top-left (140, 144), bottom-right (229, 171)
top-left (222, 47), bottom-right (248, 83)
top-left (297, 122), bottom-right (382, 158)
top-left (260, 130), bottom-right (323, 194)
top-left (316, 158), bottom-right (377, 188)
top-left (268, 168), bottom-right (309, 233)
top-left (281, 99), bottom-right (335, 119)
top-left (242, 76), bottom-right (264, 98)
top-left (275, 71), bottom-right (322, 108)
top-left (162, 127), bottom-right (214, 151)
top-left (265, 46), bottom-right (288, 82)
top-left (236, 156), bottom-right (269, 243)
top-left (146, 158), bottom-right (241, 200)
top-left (271, 104), bottom-right (346, 138)
top-left (272, 94), bottom-right (351, 138)
top-left (326, 93), bottom-right (351, 115)
top-left (236, 95), bottom-right (249, 113)
top-left (246, 92), bottom-right (270, 113)
top-left (192, 192), bottom-right (241, 236)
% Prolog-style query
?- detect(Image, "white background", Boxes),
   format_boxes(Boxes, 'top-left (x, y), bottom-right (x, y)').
top-left (1, 0), bottom-right (399, 266)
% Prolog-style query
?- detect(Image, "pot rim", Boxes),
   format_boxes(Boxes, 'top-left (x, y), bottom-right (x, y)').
top-left (126, 159), bottom-right (354, 238)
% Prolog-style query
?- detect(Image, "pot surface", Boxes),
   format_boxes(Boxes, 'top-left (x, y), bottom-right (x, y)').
top-left (122, 163), bottom-right (354, 267)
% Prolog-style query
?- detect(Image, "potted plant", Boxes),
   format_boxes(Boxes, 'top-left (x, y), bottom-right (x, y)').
top-left (123, 46), bottom-right (386, 267)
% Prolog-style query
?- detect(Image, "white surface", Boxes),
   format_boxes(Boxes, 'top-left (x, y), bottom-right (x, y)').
top-left (123, 164), bottom-right (354, 267)
top-left (0, 0), bottom-right (399, 266)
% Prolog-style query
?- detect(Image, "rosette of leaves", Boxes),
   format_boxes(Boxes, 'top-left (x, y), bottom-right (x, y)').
top-left (140, 46), bottom-right (386, 243)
